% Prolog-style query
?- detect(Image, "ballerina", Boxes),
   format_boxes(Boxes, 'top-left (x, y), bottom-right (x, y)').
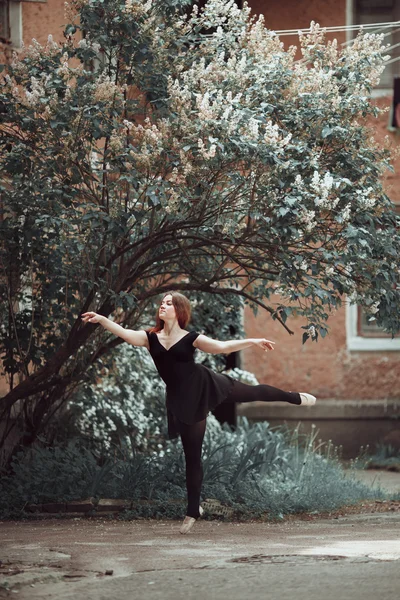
top-left (81, 291), bottom-right (315, 534)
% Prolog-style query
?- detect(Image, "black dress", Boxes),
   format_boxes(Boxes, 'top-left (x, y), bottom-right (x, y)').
top-left (145, 330), bottom-right (234, 439)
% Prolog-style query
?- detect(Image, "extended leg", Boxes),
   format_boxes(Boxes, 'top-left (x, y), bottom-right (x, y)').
top-left (178, 417), bottom-right (207, 518)
top-left (224, 379), bottom-right (302, 405)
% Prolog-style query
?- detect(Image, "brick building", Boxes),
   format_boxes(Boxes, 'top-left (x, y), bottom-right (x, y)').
top-left (1, 0), bottom-right (399, 455)
top-left (242, 1), bottom-right (400, 455)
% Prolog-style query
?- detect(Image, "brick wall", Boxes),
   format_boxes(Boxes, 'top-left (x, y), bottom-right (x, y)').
top-left (250, 0), bottom-right (347, 46)
top-left (22, 0), bottom-right (66, 46)
top-left (243, 303), bottom-right (400, 400)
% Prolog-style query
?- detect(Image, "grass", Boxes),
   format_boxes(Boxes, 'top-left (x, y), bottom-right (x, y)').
top-left (0, 419), bottom-right (396, 521)
top-left (363, 443), bottom-right (400, 472)
top-left (348, 443), bottom-right (400, 472)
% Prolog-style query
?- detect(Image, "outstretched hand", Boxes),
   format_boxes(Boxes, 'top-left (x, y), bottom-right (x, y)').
top-left (254, 338), bottom-right (275, 352)
top-left (81, 312), bottom-right (103, 324)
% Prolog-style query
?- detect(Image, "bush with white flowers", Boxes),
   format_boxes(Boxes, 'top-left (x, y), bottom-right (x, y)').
top-left (223, 368), bottom-right (259, 386)
top-left (66, 343), bottom-right (166, 453)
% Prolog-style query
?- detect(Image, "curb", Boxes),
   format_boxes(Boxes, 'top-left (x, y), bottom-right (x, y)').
top-left (25, 497), bottom-right (235, 517)
top-left (26, 498), bottom-right (142, 514)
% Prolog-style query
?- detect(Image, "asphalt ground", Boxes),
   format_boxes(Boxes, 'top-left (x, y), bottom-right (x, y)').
top-left (0, 469), bottom-right (399, 600)
top-left (1, 510), bottom-right (399, 600)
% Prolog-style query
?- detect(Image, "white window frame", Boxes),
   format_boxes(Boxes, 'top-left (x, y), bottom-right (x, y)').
top-left (3, 0), bottom-right (47, 49)
top-left (346, 303), bottom-right (400, 351)
top-left (9, 1), bottom-right (22, 48)
top-left (1, 0), bottom-right (23, 48)
top-left (346, 0), bottom-right (398, 98)
top-left (346, 1), bottom-right (399, 350)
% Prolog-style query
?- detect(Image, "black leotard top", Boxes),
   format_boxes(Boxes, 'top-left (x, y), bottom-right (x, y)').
top-left (145, 330), bottom-right (234, 438)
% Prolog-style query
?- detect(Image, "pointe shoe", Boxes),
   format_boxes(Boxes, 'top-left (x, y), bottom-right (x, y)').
top-left (179, 506), bottom-right (204, 535)
top-left (299, 393), bottom-right (316, 406)
top-left (179, 516), bottom-right (196, 534)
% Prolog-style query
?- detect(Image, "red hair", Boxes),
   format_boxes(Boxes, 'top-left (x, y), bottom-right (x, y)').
top-left (148, 291), bottom-right (192, 333)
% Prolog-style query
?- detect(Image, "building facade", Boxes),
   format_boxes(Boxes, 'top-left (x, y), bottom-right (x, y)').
top-left (241, 0), bottom-right (400, 455)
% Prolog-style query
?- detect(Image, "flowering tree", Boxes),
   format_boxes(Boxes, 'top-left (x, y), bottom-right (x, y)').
top-left (1, 0), bottom-right (400, 456)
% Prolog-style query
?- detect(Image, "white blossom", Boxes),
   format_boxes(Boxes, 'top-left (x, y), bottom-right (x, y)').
top-left (56, 52), bottom-right (70, 81)
top-left (123, 0), bottom-right (152, 16)
top-left (299, 260), bottom-right (308, 271)
top-left (224, 367), bottom-right (259, 386)
top-left (300, 208), bottom-right (316, 232)
top-left (340, 205), bottom-right (351, 222)
top-left (94, 74), bottom-right (121, 103)
top-left (247, 117), bottom-right (260, 140)
top-left (356, 187), bottom-right (376, 209)
top-left (308, 325), bottom-right (316, 338)
top-left (198, 138), bottom-right (217, 160)
top-left (369, 300), bottom-right (380, 314)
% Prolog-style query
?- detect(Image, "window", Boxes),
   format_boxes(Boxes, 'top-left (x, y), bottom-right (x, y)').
top-left (357, 306), bottom-right (392, 338)
top-left (347, 304), bottom-right (400, 350)
top-left (0, 0), bottom-right (22, 48)
top-left (0, 1), bottom-right (47, 49)
top-left (0, 0), bottom-right (10, 43)
top-left (352, 0), bottom-right (400, 89)
top-left (346, 202), bottom-right (400, 350)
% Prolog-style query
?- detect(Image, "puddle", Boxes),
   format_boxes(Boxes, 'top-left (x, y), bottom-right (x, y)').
top-left (230, 554), bottom-right (358, 564)
top-left (301, 540), bottom-right (400, 561)
top-left (228, 540), bottom-right (400, 564)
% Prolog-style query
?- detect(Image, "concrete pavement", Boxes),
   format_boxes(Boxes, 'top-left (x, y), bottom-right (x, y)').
top-left (1, 510), bottom-right (400, 600)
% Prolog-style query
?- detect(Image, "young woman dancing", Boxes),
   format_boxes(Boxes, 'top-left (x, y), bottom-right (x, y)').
top-left (81, 291), bottom-right (316, 534)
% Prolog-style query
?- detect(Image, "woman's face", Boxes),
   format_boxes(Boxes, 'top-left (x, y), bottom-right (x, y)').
top-left (159, 294), bottom-right (176, 322)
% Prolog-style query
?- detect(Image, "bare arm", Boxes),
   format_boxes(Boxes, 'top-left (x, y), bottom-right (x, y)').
top-left (193, 334), bottom-right (275, 355)
top-left (81, 312), bottom-right (148, 348)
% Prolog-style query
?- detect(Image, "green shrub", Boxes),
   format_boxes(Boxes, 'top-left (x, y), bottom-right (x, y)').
top-left (0, 419), bottom-right (392, 520)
